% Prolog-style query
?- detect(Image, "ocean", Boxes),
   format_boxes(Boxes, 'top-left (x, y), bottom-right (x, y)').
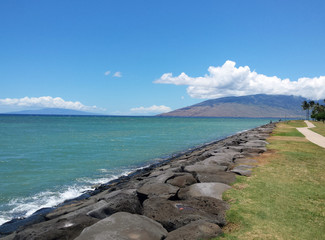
top-left (0, 115), bottom-right (272, 225)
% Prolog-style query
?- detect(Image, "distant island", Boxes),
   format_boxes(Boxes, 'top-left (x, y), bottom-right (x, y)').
top-left (3, 108), bottom-right (96, 116)
top-left (159, 94), bottom-right (307, 118)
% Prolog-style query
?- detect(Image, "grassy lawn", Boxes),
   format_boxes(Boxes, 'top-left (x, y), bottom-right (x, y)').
top-left (310, 121), bottom-right (325, 137)
top-left (216, 120), bottom-right (325, 240)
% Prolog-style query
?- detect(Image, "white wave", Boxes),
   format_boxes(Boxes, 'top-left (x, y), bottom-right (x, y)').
top-left (0, 216), bottom-right (11, 226)
top-left (0, 185), bottom-right (92, 226)
top-left (0, 165), bottom-right (165, 226)
top-left (76, 176), bottom-right (118, 185)
top-left (0, 169), bottom-right (137, 226)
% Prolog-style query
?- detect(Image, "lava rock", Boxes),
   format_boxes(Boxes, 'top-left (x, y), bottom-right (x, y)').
top-left (11, 214), bottom-right (98, 240)
top-left (165, 220), bottom-right (223, 240)
top-left (87, 189), bottom-right (142, 219)
top-left (196, 171), bottom-right (236, 185)
top-left (166, 173), bottom-right (197, 188)
top-left (178, 183), bottom-right (231, 201)
top-left (143, 197), bottom-right (228, 231)
top-left (184, 165), bottom-right (227, 174)
top-left (231, 165), bottom-right (254, 176)
top-left (137, 183), bottom-right (179, 199)
top-left (75, 212), bottom-right (168, 240)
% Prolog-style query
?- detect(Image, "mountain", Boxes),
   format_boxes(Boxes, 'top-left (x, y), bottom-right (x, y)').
top-left (160, 94), bottom-right (307, 118)
top-left (5, 108), bottom-right (96, 115)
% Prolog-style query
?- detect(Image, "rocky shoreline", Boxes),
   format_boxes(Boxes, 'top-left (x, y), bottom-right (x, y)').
top-left (0, 123), bottom-right (276, 240)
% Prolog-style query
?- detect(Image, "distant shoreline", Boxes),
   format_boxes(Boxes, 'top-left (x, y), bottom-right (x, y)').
top-left (0, 113), bottom-right (290, 120)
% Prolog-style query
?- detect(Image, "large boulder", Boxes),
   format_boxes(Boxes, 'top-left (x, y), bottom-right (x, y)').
top-left (87, 189), bottom-right (142, 219)
top-left (165, 220), bottom-right (223, 240)
top-left (197, 155), bottom-right (234, 168)
top-left (241, 146), bottom-right (266, 155)
top-left (231, 165), bottom-right (254, 176)
top-left (234, 158), bottom-right (258, 165)
top-left (166, 173), bottom-right (197, 188)
top-left (137, 183), bottom-right (179, 200)
top-left (148, 170), bottom-right (176, 183)
top-left (178, 183), bottom-right (231, 201)
top-left (45, 198), bottom-right (98, 220)
top-left (184, 165), bottom-right (227, 174)
top-left (0, 207), bottom-right (53, 236)
top-left (75, 212), bottom-right (168, 240)
top-left (49, 200), bottom-right (108, 220)
top-left (143, 197), bottom-right (228, 231)
top-left (11, 214), bottom-right (98, 240)
top-left (196, 171), bottom-right (236, 185)
top-left (240, 140), bottom-right (268, 148)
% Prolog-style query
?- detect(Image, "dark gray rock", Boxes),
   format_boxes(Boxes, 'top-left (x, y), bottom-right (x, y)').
top-left (220, 146), bottom-right (243, 153)
top-left (148, 170), bottom-right (180, 183)
top-left (241, 147), bottom-right (266, 154)
top-left (234, 158), bottom-right (258, 165)
top-left (165, 220), bottom-right (223, 240)
top-left (231, 165), bottom-right (253, 176)
top-left (196, 151), bottom-right (213, 161)
top-left (12, 214), bottom-right (98, 240)
top-left (196, 171), bottom-right (236, 185)
top-left (137, 183), bottom-right (179, 199)
top-left (178, 183), bottom-right (231, 200)
top-left (75, 212), bottom-right (168, 240)
top-left (0, 233), bottom-right (15, 240)
top-left (242, 140), bottom-right (268, 146)
top-left (143, 197), bottom-right (228, 231)
top-left (45, 198), bottom-right (97, 220)
top-left (166, 173), bottom-right (197, 188)
top-left (198, 155), bottom-right (233, 168)
top-left (0, 207), bottom-right (53, 236)
top-left (184, 164), bottom-right (227, 174)
top-left (56, 200), bottom-right (108, 220)
top-left (87, 189), bottom-right (142, 219)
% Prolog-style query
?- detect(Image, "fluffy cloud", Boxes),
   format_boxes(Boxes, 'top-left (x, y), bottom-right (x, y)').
top-left (104, 70), bottom-right (111, 76)
top-left (113, 72), bottom-right (122, 77)
top-left (0, 96), bottom-right (100, 111)
top-left (130, 105), bottom-right (172, 114)
top-left (154, 60), bottom-right (325, 100)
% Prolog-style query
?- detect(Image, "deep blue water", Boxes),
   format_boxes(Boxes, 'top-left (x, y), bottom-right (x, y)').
top-left (0, 115), bottom-right (272, 224)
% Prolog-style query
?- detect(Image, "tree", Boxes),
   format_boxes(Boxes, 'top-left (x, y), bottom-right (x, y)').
top-left (309, 101), bottom-right (315, 120)
top-left (315, 111), bottom-right (325, 123)
top-left (301, 101), bottom-right (310, 120)
top-left (309, 100), bottom-right (315, 109)
top-left (311, 101), bottom-right (325, 123)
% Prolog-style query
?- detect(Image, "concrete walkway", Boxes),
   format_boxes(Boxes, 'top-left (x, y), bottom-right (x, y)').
top-left (297, 120), bottom-right (325, 148)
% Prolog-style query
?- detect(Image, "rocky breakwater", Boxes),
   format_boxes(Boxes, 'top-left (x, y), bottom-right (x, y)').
top-left (0, 123), bottom-right (276, 240)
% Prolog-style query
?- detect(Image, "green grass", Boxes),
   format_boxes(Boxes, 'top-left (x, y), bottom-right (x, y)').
top-left (310, 121), bottom-right (325, 137)
top-left (215, 121), bottom-right (325, 240)
top-left (272, 120), bottom-right (305, 137)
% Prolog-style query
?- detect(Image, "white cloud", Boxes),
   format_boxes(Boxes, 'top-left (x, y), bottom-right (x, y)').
top-left (104, 70), bottom-right (111, 76)
top-left (0, 96), bottom-right (102, 112)
top-left (130, 105), bottom-right (172, 114)
top-left (113, 72), bottom-right (122, 77)
top-left (154, 60), bottom-right (325, 100)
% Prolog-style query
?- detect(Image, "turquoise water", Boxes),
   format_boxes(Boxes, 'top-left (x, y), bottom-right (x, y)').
top-left (0, 115), bottom-right (271, 224)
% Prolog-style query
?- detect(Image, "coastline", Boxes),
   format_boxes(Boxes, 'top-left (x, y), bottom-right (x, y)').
top-left (0, 122), bottom-right (276, 239)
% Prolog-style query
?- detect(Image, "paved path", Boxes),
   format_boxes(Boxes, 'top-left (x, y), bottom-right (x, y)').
top-left (296, 120), bottom-right (325, 148)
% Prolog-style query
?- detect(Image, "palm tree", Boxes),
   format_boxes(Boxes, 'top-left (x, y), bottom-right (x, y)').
top-left (309, 101), bottom-right (315, 109)
top-left (301, 101), bottom-right (310, 120)
top-left (309, 101), bottom-right (315, 120)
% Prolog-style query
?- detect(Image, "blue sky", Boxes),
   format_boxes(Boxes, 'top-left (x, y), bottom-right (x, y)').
top-left (1, 0), bottom-right (324, 114)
